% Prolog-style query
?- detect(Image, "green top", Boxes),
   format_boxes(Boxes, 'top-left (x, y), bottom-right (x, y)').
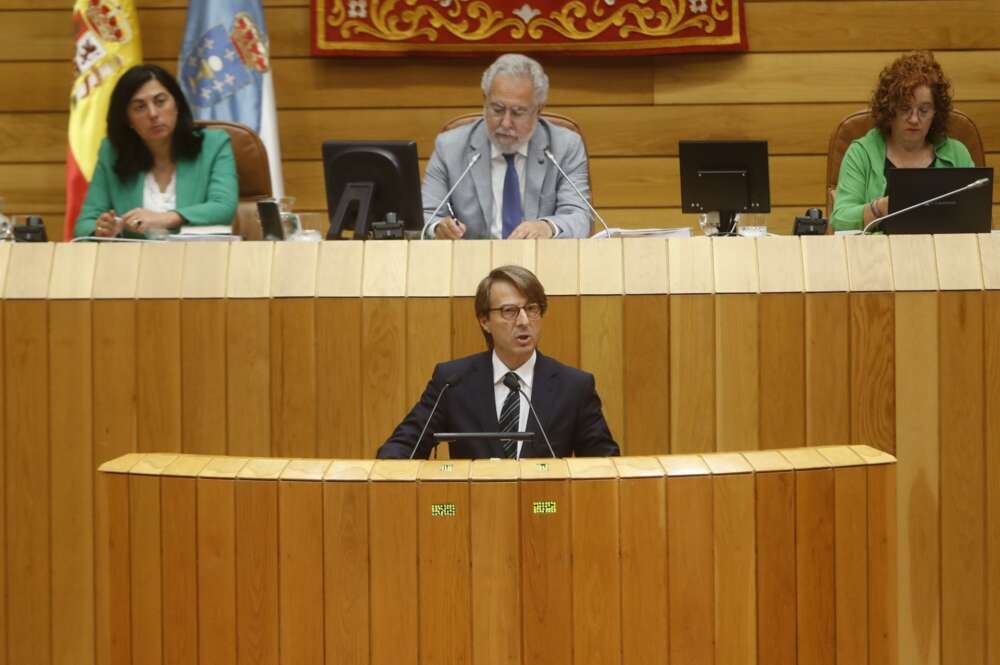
top-left (74, 128), bottom-right (239, 238)
top-left (830, 127), bottom-right (974, 231)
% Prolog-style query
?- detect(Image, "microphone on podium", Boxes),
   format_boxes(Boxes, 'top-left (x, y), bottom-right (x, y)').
top-left (422, 151), bottom-right (482, 239)
top-left (543, 147), bottom-right (613, 238)
top-left (502, 372), bottom-right (556, 459)
top-left (408, 371), bottom-right (464, 459)
top-left (863, 177), bottom-right (990, 234)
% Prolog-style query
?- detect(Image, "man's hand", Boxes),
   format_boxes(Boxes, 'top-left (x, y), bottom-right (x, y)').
top-left (507, 219), bottom-right (554, 239)
top-left (433, 217), bottom-right (467, 239)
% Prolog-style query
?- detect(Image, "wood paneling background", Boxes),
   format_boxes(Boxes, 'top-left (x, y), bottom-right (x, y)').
top-left (1, 0), bottom-right (999, 239)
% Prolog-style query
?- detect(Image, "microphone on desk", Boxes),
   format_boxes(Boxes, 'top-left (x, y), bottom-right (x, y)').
top-left (422, 151), bottom-right (482, 239)
top-left (543, 148), bottom-right (613, 238)
top-left (862, 177), bottom-right (991, 234)
top-left (502, 372), bottom-right (556, 459)
top-left (409, 371), bottom-right (465, 459)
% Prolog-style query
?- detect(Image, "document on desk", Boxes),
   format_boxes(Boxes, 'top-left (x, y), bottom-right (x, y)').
top-left (591, 227), bottom-right (692, 239)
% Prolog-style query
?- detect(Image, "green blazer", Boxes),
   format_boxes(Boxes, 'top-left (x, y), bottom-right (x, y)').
top-left (831, 127), bottom-right (974, 231)
top-left (74, 128), bottom-right (239, 237)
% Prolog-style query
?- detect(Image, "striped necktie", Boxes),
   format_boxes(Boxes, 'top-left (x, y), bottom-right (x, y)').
top-left (498, 371), bottom-right (520, 458)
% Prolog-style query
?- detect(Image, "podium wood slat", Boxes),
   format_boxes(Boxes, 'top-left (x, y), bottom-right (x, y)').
top-left (451, 240), bottom-right (491, 297)
top-left (4, 300), bottom-right (51, 665)
top-left (935, 233), bottom-right (983, 291)
top-left (581, 296), bottom-right (624, 444)
top-left (667, 475), bottom-right (713, 664)
top-left (180, 242), bottom-right (228, 299)
top-left (849, 293), bottom-right (895, 453)
top-left (669, 294), bottom-right (715, 452)
top-left (939, 291), bottom-right (986, 665)
top-left (579, 238), bottom-right (623, 295)
top-left (535, 238), bottom-right (578, 296)
top-left (316, 241), bottom-right (363, 297)
top-left (802, 236), bottom-right (849, 293)
top-left (406, 240), bottom-right (452, 297)
top-left (93, 243), bottom-right (141, 299)
top-left (370, 481), bottom-right (418, 665)
top-left (136, 300), bottom-right (182, 453)
top-left (324, 481), bottom-right (370, 665)
top-left (317, 298), bottom-right (364, 458)
top-left (96, 473), bottom-right (131, 665)
top-left (226, 242), bottom-right (273, 299)
top-left (161, 477), bottom-right (198, 665)
top-left (362, 299), bottom-right (407, 458)
top-left (623, 295), bottom-right (669, 456)
top-left (225, 299), bottom-right (270, 457)
top-left (716, 294), bottom-right (759, 451)
top-left (867, 464), bottom-right (898, 665)
top-left (986, 294), bottom-right (1000, 665)
top-left (713, 236), bottom-right (759, 294)
top-left (406, 297), bottom-right (451, 408)
top-left (270, 299), bottom-right (317, 457)
top-left (363, 240), bottom-right (407, 297)
top-left (834, 466), bottom-right (869, 663)
top-left (980, 233), bottom-right (1000, 290)
top-left (540, 295), bottom-right (579, 368)
top-left (894, 292), bottom-right (941, 665)
top-left (136, 242), bottom-right (184, 299)
top-left (491, 239), bottom-right (535, 272)
top-left (93, 300), bottom-right (137, 466)
top-left (470, 481), bottom-right (520, 665)
top-left (181, 300), bottom-right (226, 454)
top-left (49, 242), bottom-right (97, 299)
top-left (521, 479), bottom-right (572, 665)
top-left (757, 236), bottom-right (804, 293)
top-left (271, 241), bottom-right (318, 297)
top-left (48, 299), bottom-right (94, 665)
top-left (235, 480), bottom-right (278, 665)
top-left (3, 242), bottom-right (54, 299)
top-left (714, 472), bottom-right (756, 665)
top-left (451, 296), bottom-right (483, 359)
top-left (756, 470), bottom-right (797, 665)
top-left (623, 238), bottom-right (668, 294)
top-left (0, 242), bottom-right (9, 295)
top-left (796, 469), bottom-right (836, 665)
top-left (572, 479), bottom-right (621, 665)
top-left (668, 237), bottom-right (714, 294)
top-left (804, 293), bottom-right (850, 445)
top-left (129, 475), bottom-right (162, 665)
top-left (197, 478), bottom-right (237, 665)
top-left (418, 481), bottom-right (472, 664)
top-left (759, 294), bottom-right (805, 449)
top-left (889, 235), bottom-right (938, 292)
top-left (619, 476), bottom-right (668, 664)
top-left (846, 235), bottom-right (893, 292)
top-left (279, 481), bottom-right (324, 665)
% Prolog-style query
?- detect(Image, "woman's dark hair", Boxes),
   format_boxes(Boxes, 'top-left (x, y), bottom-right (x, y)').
top-left (871, 51), bottom-right (953, 143)
top-left (106, 64), bottom-right (203, 180)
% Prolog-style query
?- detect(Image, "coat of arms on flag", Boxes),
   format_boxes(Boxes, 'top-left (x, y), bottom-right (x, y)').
top-left (180, 12), bottom-right (269, 110)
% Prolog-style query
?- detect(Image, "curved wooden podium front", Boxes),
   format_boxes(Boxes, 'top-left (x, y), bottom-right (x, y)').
top-left (98, 446), bottom-right (895, 665)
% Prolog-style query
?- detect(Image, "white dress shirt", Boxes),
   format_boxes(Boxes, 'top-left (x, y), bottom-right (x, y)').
top-left (142, 170), bottom-right (177, 213)
top-left (492, 350), bottom-right (535, 458)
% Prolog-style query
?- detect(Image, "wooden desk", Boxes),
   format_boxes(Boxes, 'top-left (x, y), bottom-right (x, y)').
top-left (98, 447), bottom-right (896, 665)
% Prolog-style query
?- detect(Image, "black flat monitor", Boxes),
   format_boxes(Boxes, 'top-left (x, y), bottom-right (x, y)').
top-left (322, 140), bottom-right (423, 239)
top-left (883, 167), bottom-right (993, 234)
top-left (679, 140), bottom-right (771, 234)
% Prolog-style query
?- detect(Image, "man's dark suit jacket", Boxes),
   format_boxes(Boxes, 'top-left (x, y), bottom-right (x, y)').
top-left (377, 351), bottom-right (620, 459)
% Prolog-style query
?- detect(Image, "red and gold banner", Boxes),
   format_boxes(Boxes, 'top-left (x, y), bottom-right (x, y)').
top-left (311, 0), bottom-right (746, 56)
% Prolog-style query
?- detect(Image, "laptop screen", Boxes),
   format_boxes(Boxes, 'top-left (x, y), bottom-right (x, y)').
top-left (883, 167), bottom-right (993, 234)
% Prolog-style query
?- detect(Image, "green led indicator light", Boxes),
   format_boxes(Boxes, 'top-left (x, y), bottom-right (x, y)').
top-left (431, 503), bottom-right (457, 517)
top-left (532, 501), bottom-right (557, 514)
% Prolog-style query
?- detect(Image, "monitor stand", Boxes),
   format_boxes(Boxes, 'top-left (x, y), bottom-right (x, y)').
top-left (717, 210), bottom-right (738, 235)
top-left (327, 181), bottom-right (374, 239)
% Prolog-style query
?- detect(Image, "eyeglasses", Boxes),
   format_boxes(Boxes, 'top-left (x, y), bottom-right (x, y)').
top-left (489, 303), bottom-right (543, 320)
top-left (898, 104), bottom-right (935, 120)
top-left (485, 102), bottom-right (534, 120)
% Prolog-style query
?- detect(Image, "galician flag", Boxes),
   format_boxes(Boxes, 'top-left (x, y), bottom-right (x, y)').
top-left (178, 0), bottom-right (284, 197)
top-left (65, 0), bottom-right (143, 240)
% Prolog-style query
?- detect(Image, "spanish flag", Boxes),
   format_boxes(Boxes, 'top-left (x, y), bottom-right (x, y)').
top-left (65, 0), bottom-right (143, 240)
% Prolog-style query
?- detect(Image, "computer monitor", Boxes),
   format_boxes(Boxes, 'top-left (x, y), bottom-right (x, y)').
top-left (321, 140), bottom-right (424, 239)
top-left (679, 140), bottom-right (771, 234)
top-left (883, 167), bottom-right (993, 234)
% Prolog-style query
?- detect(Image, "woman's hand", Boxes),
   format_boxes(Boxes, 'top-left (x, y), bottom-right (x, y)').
top-left (120, 209), bottom-right (182, 234)
top-left (93, 210), bottom-right (123, 237)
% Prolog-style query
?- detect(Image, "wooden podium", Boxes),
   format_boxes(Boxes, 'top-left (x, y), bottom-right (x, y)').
top-left (98, 446), bottom-right (896, 665)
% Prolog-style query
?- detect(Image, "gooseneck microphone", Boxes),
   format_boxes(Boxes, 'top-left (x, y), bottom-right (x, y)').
top-left (863, 177), bottom-right (990, 234)
top-left (409, 371), bottom-right (464, 459)
top-left (542, 147), bottom-right (612, 238)
top-left (502, 372), bottom-right (557, 458)
top-left (422, 151), bottom-right (482, 239)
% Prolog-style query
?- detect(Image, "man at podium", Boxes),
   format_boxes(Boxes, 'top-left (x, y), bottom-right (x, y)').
top-left (377, 266), bottom-right (619, 459)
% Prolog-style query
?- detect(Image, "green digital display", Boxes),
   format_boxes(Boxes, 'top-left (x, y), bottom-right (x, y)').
top-left (439, 464), bottom-right (453, 472)
top-left (431, 503), bottom-right (457, 517)
top-left (532, 500), bottom-right (557, 514)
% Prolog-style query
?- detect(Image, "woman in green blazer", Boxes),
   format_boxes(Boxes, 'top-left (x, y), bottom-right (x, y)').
top-left (74, 64), bottom-right (238, 238)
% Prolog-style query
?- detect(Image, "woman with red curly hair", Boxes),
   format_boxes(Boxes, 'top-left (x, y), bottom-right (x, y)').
top-left (831, 51), bottom-right (974, 231)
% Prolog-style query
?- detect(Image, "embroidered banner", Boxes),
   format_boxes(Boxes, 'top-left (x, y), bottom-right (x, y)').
top-left (311, 0), bottom-right (747, 56)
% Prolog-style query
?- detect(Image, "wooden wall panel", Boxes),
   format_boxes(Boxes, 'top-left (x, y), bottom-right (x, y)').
top-left (226, 299), bottom-right (271, 457)
top-left (715, 295), bottom-right (760, 451)
top-left (48, 300), bottom-right (94, 665)
top-left (316, 299), bottom-right (365, 458)
top-left (580, 296), bottom-right (625, 447)
top-left (714, 472), bottom-right (756, 665)
top-left (667, 475), bottom-right (714, 665)
top-left (796, 469), bottom-right (836, 665)
top-left (93, 301), bottom-right (138, 466)
top-left (805, 293), bottom-right (850, 445)
top-left (0, 293), bottom-right (5, 665)
top-left (278, 481), bottom-right (325, 665)
top-left (834, 466), bottom-right (868, 665)
top-left (235, 480), bottom-right (279, 665)
top-left (362, 299), bottom-right (408, 457)
top-left (542, 295), bottom-right (580, 369)
top-left (136, 301), bottom-right (182, 453)
top-left (759, 294), bottom-right (806, 449)
top-left (161, 477), bottom-right (199, 665)
top-left (3, 301), bottom-right (50, 665)
top-left (867, 463), bottom-right (898, 665)
top-left (324, 480), bottom-right (370, 665)
top-left (987, 293), bottom-right (1000, 665)
top-left (180, 300), bottom-right (227, 454)
top-left (669, 295), bottom-right (715, 452)
top-left (755, 470), bottom-right (797, 665)
top-left (406, 298), bottom-right (451, 407)
top-left (96, 472), bottom-right (131, 665)
top-left (197, 478), bottom-right (238, 665)
top-left (622, 296), bottom-right (669, 456)
top-left (129, 475), bottom-right (162, 665)
top-left (849, 293), bottom-right (895, 452)
top-left (270, 300), bottom-right (318, 458)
